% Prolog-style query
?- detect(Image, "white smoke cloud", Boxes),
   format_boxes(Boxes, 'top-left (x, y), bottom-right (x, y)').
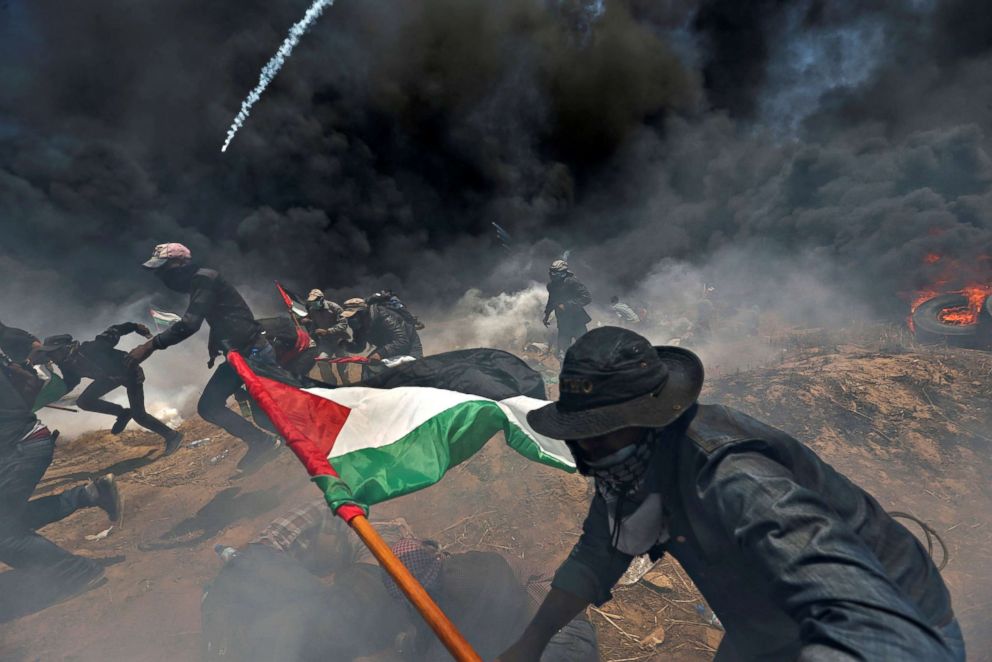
top-left (423, 284), bottom-right (551, 353)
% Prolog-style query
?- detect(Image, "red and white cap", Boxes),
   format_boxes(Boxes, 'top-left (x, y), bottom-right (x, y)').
top-left (142, 243), bottom-right (192, 269)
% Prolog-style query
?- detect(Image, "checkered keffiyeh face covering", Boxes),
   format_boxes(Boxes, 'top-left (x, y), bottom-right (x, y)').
top-left (383, 538), bottom-right (444, 600)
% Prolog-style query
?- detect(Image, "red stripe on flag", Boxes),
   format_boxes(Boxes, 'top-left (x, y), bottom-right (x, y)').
top-left (275, 281), bottom-right (295, 310)
top-left (252, 374), bottom-right (349, 458)
top-left (227, 351), bottom-right (364, 521)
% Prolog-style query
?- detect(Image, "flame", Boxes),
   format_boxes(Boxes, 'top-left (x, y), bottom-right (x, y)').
top-left (933, 284), bottom-right (992, 326)
top-left (907, 249), bottom-right (992, 333)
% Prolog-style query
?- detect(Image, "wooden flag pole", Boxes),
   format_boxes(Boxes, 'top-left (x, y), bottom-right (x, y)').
top-left (347, 513), bottom-right (482, 662)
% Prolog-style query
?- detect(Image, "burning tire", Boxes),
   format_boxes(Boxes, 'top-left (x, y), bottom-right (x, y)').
top-left (912, 292), bottom-right (992, 346)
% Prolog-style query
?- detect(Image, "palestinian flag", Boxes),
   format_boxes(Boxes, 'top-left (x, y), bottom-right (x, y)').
top-left (31, 366), bottom-right (67, 412)
top-left (275, 281), bottom-right (309, 319)
top-left (228, 352), bottom-right (574, 515)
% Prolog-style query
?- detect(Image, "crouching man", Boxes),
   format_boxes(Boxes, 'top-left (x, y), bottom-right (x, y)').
top-left (0, 348), bottom-right (121, 621)
top-left (499, 327), bottom-right (963, 661)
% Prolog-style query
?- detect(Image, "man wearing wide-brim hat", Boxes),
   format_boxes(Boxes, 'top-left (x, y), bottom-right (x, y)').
top-left (498, 327), bottom-right (963, 661)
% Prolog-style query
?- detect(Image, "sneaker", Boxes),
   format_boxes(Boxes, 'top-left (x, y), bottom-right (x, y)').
top-left (111, 411), bottom-right (132, 435)
top-left (235, 437), bottom-right (282, 474)
top-left (88, 474), bottom-right (123, 523)
top-left (163, 431), bottom-right (184, 457)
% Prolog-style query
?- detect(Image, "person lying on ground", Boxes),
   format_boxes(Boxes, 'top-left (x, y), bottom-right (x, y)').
top-left (384, 538), bottom-right (598, 662)
top-left (201, 499), bottom-right (415, 661)
top-left (499, 326), bottom-right (964, 662)
top-left (35, 323), bottom-right (182, 455)
top-left (0, 347), bottom-right (121, 622)
top-left (202, 500), bottom-right (598, 661)
top-left (129, 243), bottom-right (281, 472)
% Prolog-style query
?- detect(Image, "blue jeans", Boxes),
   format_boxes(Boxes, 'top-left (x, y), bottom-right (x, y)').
top-left (940, 618), bottom-right (967, 662)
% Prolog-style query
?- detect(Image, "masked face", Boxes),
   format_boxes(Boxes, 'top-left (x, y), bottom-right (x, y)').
top-left (155, 262), bottom-right (197, 293)
top-left (549, 270), bottom-right (566, 280)
top-left (569, 430), bottom-right (654, 496)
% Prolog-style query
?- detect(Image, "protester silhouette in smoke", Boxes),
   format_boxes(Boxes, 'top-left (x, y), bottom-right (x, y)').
top-left (129, 243), bottom-right (281, 472)
top-left (543, 260), bottom-right (591, 358)
top-left (34, 324), bottom-right (183, 455)
top-left (0, 346), bottom-right (121, 622)
top-left (609, 295), bottom-right (641, 327)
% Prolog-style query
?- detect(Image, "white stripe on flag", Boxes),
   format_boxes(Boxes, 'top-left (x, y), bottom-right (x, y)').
top-left (304, 386), bottom-right (483, 457)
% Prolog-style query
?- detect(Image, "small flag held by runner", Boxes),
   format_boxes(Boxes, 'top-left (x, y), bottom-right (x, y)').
top-left (149, 309), bottom-right (182, 333)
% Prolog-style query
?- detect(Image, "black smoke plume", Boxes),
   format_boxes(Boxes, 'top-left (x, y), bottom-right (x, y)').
top-left (1, 0), bottom-right (991, 324)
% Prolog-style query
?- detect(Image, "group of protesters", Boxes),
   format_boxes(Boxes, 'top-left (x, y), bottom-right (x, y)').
top-left (0, 242), bottom-right (430, 618)
top-left (0, 241), bottom-right (970, 661)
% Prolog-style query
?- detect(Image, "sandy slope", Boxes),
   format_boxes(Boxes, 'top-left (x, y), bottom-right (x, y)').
top-left (1, 336), bottom-right (990, 661)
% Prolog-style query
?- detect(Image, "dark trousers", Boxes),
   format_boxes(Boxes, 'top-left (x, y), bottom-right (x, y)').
top-left (556, 323), bottom-right (587, 356)
top-left (76, 369), bottom-right (173, 440)
top-left (0, 433), bottom-right (101, 602)
top-left (197, 346), bottom-right (276, 448)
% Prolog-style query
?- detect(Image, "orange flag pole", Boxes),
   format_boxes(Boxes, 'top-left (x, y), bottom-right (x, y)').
top-left (347, 514), bottom-right (482, 662)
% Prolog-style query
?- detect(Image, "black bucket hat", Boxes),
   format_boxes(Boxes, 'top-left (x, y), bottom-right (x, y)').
top-left (37, 334), bottom-right (76, 353)
top-left (528, 327), bottom-right (704, 440)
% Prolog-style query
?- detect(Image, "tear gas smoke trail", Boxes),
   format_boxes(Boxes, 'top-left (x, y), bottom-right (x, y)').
top-left (220, 0), bottom-right (334, 153)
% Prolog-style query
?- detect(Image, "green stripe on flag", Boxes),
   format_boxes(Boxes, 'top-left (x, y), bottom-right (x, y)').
top-left (325, 400), bottom-right (574, 509)
top-left (32, 372), bottom-right (67, 412)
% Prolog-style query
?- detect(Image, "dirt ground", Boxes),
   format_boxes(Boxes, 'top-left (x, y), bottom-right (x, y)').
top-left (1, 325), bottom-right (990, 661)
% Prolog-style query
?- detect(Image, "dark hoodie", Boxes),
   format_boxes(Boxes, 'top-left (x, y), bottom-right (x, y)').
top-left (152, 266), bottom-right (263, 359)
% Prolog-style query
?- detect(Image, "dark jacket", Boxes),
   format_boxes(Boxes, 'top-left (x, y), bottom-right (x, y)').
top-left (0, 353), bottom-right (38, 446)
top-left (0, 323), bottom-right (39, 364)
top-left (553, 404), bottom-right (955, 661)
top-left (347, 305), bottom-right (423, 359)
top-left (418, 552), bottom-right (531, 661)
top-left (153, 268), bottom-right (263, 359)
top-left (545, 275), bottom-right (592, 329)
top-left (306, 300), bottom-right (349, 354)
top-left (58, 323), bottom-right (145, 389)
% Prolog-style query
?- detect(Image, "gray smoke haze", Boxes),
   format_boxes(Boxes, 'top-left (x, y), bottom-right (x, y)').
top-left (2, 0), bottom-right (992, 345)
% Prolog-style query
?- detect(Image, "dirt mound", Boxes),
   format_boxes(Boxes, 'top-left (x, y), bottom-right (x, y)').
top-left (2, 336), bottom-right (990, 660)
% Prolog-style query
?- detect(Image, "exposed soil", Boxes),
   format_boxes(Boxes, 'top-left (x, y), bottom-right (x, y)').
top-left (2, 326), bottom-right (990, 661)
